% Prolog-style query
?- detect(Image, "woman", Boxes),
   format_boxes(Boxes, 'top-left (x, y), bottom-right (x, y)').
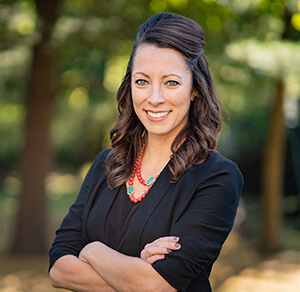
top-left (49, 12), bottom-right (243, 292)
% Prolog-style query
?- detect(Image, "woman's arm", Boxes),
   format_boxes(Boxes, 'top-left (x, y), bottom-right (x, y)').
top-left (151, 158), bottom-right (243, 291)
top-left (50, 236), bottom-right (180, 291)
top-left (79, 241), bottom-right (178, 292)
top-left (50, 255), bottom-right (117, 292)
top-left (49, 151), bottom-right (115, 291)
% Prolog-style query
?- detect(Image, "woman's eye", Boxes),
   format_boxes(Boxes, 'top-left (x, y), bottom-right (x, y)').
top-left (136, 79), bottom-right (148, 85)
top-left (166, 80), bottom-right (179, 86)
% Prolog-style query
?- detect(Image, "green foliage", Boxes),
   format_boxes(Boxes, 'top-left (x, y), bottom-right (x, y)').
top-left (0, 0), bottom-right (299, 180)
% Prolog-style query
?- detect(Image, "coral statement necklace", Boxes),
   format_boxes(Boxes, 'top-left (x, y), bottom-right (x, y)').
top-left (127, 142), bottom-right (159, 203)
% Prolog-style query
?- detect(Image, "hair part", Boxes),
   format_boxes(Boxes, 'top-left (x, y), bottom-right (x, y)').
top-left (106, 12), bottom-right (221, 189)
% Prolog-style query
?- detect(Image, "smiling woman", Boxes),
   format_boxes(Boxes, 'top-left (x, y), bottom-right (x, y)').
top-left (49, 12), bottom-right (243, 292)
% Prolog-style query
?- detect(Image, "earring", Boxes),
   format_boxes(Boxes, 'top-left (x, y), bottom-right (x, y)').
top-left (191, 95), bottom-right (197, 102)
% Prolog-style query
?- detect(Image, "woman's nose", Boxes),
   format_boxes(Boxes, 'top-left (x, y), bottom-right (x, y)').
top-left (147, 87), bottom-right (165, 106)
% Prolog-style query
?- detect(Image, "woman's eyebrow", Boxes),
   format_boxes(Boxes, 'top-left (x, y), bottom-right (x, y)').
top-left (133, 72), bottom-right (182, 79)
top-left (162, 74), bottom-right (182, 79)
top-left (132, 72), bottom-right (150, 78)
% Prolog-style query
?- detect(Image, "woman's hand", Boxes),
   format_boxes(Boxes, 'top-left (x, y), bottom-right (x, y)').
top-left (140, 236), bottom-right (181, 264)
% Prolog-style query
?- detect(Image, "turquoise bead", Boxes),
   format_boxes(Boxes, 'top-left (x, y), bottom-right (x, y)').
top-left (127, 185), bottom-right (134, 195)
top-left (146, 177), bottom-right (156, 186)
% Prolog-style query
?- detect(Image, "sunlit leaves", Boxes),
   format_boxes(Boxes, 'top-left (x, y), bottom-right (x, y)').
top-left (0, 104), bottom-right (25, 126)
top-left (168, 0), bottom-right (189, 9)
top-left (8, 13), bottom-right (35, 35)
top-left (61, 69), bottom-right (83, 87)
top-left (68, 87), bottom-right (89, 109)
top-left (150, 0), bottom-right (190, 13)
top-left (206, 15), bottom-right (222, 31)
top-left (6, 0), bottom-right (36, 36)
top-left (225, 40), bottom-right (300, 78)
top-left (149, 0), bottom-right (167, 13)
top-left (0, 46), bottom-right (30, 80)
top-left (270, 1), bottom-right (285, 16)
top-left (53, 16), bottom-right (83, 42)
top-left (291, 13), bottom-right (300, 30)
top-left (103, 55), bottom-right (128, 92)
top-left (219, 65), bottom-right (251, 85)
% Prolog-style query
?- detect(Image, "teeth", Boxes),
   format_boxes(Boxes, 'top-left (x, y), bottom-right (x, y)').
top-left (147, 111), bottom-right (169, 118)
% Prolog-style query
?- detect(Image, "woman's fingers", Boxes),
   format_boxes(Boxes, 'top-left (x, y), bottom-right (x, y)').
top-left (140, 236), bottom-right (181, 262)
top-left (147, 236), bottom-right (180, 250)
top-left (141, 246), bottom-right (170, 260)
top-left (145, 238), bottom-right (181, 251)
top-left (152, 236), bottom-right (180, 244)
top-left (145, 254), bottom-right (166, 264)
top-left (144, 241), bottom-right (181, 252)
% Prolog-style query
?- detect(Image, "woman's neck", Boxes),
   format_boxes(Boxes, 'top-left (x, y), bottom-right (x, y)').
top-left (141, 135), bottom-right (173, 173)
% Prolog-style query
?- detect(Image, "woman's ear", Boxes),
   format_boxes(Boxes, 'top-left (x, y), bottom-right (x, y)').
top-left (190, 89), bottom-right (198, 102)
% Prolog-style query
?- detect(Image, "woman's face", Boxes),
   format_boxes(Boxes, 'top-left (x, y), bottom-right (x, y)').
top-left (131, 44), bottom-right (193, 142)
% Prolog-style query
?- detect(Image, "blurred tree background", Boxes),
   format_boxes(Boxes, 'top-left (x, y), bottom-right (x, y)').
top-left (0, 0), bottom-right (300, 287)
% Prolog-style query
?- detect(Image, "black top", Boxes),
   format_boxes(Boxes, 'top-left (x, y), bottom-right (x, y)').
top-left (49, 149), bottom-right (243, 292)
top-left (88, 184), bottom-right (141, 253)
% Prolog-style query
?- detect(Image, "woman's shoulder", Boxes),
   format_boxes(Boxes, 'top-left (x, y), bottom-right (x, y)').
top-left (191, 150), bottom-right (243, 186)
top-left (186, 151), bottom-right (243, 205)
top-left (208, 151), bottom-right (240, 169)
top-left (205, 150), bottom-right (243, 185)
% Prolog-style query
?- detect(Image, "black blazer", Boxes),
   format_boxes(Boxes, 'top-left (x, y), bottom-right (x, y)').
top-left (49, 149), bottom-right (243, 292)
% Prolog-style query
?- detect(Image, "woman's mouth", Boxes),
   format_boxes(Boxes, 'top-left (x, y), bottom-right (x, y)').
top-left (146, 111), bottom-right (170, 118)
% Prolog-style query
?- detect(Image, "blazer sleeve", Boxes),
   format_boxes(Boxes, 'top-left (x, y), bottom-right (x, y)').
top-left (48, 150), bottom-right (108, 271)
top-left (152, 158), bottom-right (243, 291)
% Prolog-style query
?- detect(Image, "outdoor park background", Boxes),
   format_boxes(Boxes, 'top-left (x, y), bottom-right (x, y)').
top-left (0, 0), bottom-right (300, 291)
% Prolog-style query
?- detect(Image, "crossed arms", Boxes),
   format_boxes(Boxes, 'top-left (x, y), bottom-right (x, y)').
top-left (50, 236), bottom-right (181, 292)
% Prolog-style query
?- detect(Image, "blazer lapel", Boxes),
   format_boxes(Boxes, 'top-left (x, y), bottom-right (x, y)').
top-left (122, 164), bottom-right (173, 254)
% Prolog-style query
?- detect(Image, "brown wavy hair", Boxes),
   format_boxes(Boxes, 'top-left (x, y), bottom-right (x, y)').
top-left (106, 12), bottom-right (221, 189)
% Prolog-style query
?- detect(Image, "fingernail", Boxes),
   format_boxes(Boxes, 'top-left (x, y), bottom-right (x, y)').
top-left (167, 249), bottom-right (172, 253)
top-left (173, 236), bottom-right (179, 241)
top-left (175, 243), bottom-right (181, 248)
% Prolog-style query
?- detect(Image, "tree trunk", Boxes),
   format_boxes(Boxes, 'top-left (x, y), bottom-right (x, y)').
top-left (261, 79), bottom-right (285, 252)
top-left (261, 7), bottom-right (295, 253)
top-left (12, 0), bottom-right (61, 254)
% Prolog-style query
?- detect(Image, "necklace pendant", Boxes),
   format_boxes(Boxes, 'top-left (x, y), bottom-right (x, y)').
top-left (145, 177), bottom-right (156, 186)
top-left (127, 185), bottom-right (134, 196)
